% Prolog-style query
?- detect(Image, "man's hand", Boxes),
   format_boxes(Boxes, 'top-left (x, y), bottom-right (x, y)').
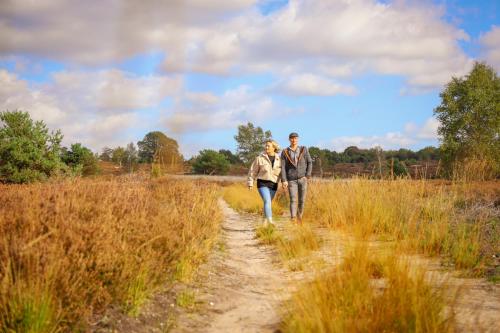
top-left (282, 181), bottom-right (288, 189)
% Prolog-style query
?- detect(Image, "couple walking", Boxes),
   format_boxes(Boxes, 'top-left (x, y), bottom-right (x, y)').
top-left (247, 132), bottom-right (312, 226)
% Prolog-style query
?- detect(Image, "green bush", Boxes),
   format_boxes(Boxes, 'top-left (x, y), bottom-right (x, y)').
top-left (61, 143), bottom-right (100, 176)
top-left (192, 149), bottom-right (230, 175)
top-left (0, 110), bottom-right (66, 183)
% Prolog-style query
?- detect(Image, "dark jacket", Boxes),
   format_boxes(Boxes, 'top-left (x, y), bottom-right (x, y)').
top-left (281, 146), bottom-right (313, 182)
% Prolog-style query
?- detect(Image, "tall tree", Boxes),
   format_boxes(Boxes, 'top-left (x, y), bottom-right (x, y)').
top-left (434, 62), bottom-right (500, 178)
top-left (137, 131), bottom-right (182, 170)
top-left (124, 142), bottom-right (138, 172)
top-left (111, 147), bottom-right (126, 167)
top-left (0, 110), bottom-right (65, 183)
top-left (234, 122), bottom-right (272, 165)
top-left (99, 146), bottom-right (113, 161)
top-left (373, 146), bottom-right (385, 178)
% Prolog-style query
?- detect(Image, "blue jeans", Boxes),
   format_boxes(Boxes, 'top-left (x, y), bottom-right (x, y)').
top-left (258, 186), bottom-right (277, 218)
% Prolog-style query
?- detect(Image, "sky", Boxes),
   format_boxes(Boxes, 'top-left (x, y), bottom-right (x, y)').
top-left (0, 0), bottom-right (499, 157)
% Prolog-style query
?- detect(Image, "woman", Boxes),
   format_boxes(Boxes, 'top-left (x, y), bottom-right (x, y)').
top-left (247, 140), bottom-right (281, 226)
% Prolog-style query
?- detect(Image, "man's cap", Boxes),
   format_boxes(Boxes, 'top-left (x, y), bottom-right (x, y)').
top-left (289, 132), bottom-right (299, 138)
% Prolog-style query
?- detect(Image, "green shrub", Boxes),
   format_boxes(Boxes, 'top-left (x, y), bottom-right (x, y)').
top-left (0, 110), bottom-right (66, 183)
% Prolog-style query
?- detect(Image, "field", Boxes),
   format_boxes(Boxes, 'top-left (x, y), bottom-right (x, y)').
top-left (0, 176), bottom-right (221, 332)
top-left (0, 176), bottom-right (498, 332)
top-left (223, 178), bottom-right (499, 332)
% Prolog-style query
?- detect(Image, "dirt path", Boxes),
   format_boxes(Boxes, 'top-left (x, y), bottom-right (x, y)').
top-left (171, 199), bottom-right (291, 333)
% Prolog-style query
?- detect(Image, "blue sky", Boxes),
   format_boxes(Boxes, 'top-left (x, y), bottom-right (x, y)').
top-left (0, 0), bottom-right (498, 157)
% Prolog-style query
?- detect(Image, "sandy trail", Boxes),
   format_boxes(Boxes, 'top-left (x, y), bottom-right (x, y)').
top-left (172, 199), bottom-right (291, 333)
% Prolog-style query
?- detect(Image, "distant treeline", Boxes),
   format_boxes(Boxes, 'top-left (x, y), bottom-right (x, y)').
top-left (206, 145), bottom-right (440, 167)
top-left (309, 146), bottom-right (439, 165)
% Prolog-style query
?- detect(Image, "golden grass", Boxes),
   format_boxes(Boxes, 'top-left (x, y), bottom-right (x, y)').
top-left (224, 179), bottom-right (495, 331)
top-left (306, 179), bottom-right (497, 276)
top-left (255, 224), bottom-right (281, 245)
top-left (277, 224), bottom-right (322, 261)
top-left (0, 176), bottom-right (222, 332)
top-left (222, 183), bottom-right (287, 216)
top-left (282, 244), bottom-right (455, 333)
top-left (255, 223), bottom-right (321, 263)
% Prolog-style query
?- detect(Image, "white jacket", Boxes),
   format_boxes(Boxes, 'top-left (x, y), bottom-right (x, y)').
top-left (247, 153), bottom-right (282, 187)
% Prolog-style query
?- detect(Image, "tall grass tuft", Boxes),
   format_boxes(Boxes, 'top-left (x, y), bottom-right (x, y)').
top-left (277, 224), bottom-right (322, 261)
top-left (282, 244), bottom-right (454, 333)
top-left (0, 176), bottom-right (222, 332)
top-left (255, 224), bottom-right (281, 245)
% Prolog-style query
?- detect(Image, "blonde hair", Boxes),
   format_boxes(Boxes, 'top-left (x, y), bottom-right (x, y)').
top-left (265, 139), bottom-right (280, 153)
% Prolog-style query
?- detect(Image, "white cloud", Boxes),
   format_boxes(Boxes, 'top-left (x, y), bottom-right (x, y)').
top-left (0, 69), bottom-right (66, 124)
top-left (164, 85), bottom-right (296, 133)
top-left (167, 0), bottom-right (472, 89)
top-left (0, 0), bottom-right (472, 90)
top-left (185, 92), bottom-right (219, 105)
top-left (480, 25), bottom-right (500, 71)
top-left (0, 0), bottom-right (258, 65)
top-left (275, 73), bottom-right (357, 96)
top-left (327, 117), bottom-right (439, 151)
top-left (0, 68), bottom-right (181, 150)
top-left (329, 132), bottom-right (416, 152)
top-left (48, 70), bottom-right (182, 111)
top-left (417, 117), bottom-right (439, 139)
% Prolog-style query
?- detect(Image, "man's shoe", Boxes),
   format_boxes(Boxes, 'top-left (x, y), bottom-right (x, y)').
top-left (297, 216), bottom-right (303, 225)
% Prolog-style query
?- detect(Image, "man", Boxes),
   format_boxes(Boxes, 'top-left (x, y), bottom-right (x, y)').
top-left (281, 132), bottom-right (312, 223)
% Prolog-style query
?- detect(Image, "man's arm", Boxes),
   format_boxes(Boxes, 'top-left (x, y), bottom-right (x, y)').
top-left (305, 147), bottom-right (313, 178)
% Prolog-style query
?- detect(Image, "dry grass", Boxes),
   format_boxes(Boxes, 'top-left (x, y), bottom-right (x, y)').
top-left (306, 178), bottom-right (498, 277)
top-left (222, 183), bottom-right (287, 216)
top-left (282, 244), bottom-right (455, 333)
top-left (277, 223), bottom-right (322, 261)
top-left (0, 176), bottom-right (222, 332)
top-left (224, 179), bottom-right (496, 331)
top-left (254, 223), bottom-right (321, 270)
